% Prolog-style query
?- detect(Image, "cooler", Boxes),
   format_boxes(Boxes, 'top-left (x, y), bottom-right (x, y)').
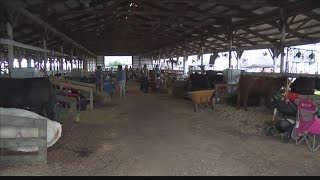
top-left (104, 82), bottom-right (114, 95)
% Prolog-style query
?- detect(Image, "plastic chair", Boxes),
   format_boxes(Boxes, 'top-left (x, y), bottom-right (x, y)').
top-left (293, 99), bottom-right (320, 152)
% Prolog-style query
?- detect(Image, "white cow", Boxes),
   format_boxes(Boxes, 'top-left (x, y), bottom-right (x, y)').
top-left (0, 108), bottom-right (62, 152)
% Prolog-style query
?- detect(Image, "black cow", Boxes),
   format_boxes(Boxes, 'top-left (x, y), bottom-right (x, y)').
top-left (189, 73), bottom-right (209, 91)
top-left (290, 77), bottom-right (315, 95)
top-left (0, 77), bottom-right (56, 120)
top-left (206, 70), bottom-right (224, 89)
top-left (314, 77), bottom-right (320, 90)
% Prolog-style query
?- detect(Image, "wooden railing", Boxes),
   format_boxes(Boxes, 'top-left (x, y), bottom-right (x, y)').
top-left (50, 80), bottom-right (94, 110)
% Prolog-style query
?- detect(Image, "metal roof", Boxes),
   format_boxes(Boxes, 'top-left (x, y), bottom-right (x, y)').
top-left (1, 0), bottom-right (320, 57)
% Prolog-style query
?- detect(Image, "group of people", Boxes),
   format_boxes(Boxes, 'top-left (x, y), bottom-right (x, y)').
top-left (139, 64), bottom-right (162, 93)
top-left (94, 65), bottom-right (127, 99)
top-left (94, 64), bottom-right (162, 98)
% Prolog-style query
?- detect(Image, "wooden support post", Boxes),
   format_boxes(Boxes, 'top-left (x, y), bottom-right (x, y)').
top-left (236, 50), bottom-right (244, 69)
top-left (270, 48), bottom-right (280, 73)
top-left (183, 55), bottom-right (188, 74)
top-left (65, 58), bottom-right (69, 71)
top-left (171, 58), bottom-right (174, 70)
top-left (60, 46), bottom-right (64, 71)
top-left (280, 8), bottom-right (287, 73)
top-left (16, 48), bottom-right (23, 68)
top-left (183, 50), bottom-right (187, 75)
top-left (43, 39), bottom-right (47, 71)
top-left (200, 38), bottom-right (204, 66)
top-left (0, 52), bottom-right (3, 74)
top-left (70, 49), bottom-right (74, 70)
top-left (163, 54), bottom-right (166, 68)
top-left (226, 19), bottom-right (233, 69)
top-left (83, 59), bottom-right (88, 76)
top-left (7, 22), bottom-right (14, 76)
top-left (49, 56), bottom-right (52, 72)
top-left (151, 56), bottom-right (154, 68)
top-left (27, 55), bottom-right (31, 68)
top-left (35, 52), bottom-right (40, 69)
top-left (229, 38), bottom-right (233, 69)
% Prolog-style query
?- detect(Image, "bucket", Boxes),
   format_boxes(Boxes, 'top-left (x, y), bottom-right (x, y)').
top-left (74, 113), bottom-right (81, 123)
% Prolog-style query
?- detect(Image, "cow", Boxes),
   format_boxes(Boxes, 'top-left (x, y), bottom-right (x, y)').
top-left (290, 76), bottom-right (318, 95)
top-left (206, 70), bottom-right (224, 89)
top-left (0, 77), bottom-right (56, 120)
top-left (237, 75), bottom-right (287, 111)
top-left (189, 73), bottom-right (209, 91)
top-left (315, 77), bottom-right (320, 90)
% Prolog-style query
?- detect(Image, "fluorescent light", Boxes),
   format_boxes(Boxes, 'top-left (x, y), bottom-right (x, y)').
top-left (130, 3), bottom-right (133, 7)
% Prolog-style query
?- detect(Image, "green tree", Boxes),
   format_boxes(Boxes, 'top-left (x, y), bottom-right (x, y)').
top-left (107, 60), bottom-right (122, 67)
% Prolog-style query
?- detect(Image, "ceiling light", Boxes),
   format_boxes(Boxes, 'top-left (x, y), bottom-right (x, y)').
top-left (130, 3), bottom-right (133, 7)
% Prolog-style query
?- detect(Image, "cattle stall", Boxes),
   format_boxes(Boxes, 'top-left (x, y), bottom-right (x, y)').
top-left (50, 79), bottom-right (94, 110)
top-left (1, 0), bottom-right (320, 176)
top-left (0, 115), bottom-right (47, 165)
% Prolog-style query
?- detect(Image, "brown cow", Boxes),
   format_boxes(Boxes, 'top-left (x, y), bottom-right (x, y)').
top-left (237, 75), bottom-right (287, 111)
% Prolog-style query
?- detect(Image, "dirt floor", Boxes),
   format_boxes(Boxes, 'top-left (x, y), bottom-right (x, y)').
top-left (1, 81), bottom-right (320, 176)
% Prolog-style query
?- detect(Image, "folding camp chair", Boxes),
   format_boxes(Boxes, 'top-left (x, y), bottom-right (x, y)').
top-left (293, 99), bottom-right (320, 152)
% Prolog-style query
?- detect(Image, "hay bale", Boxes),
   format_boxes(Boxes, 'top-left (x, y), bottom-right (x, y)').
top-left (214, 104), bottom-right (273, 135)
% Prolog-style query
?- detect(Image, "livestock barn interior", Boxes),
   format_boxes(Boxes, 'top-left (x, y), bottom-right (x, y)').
top-left (1, 0), bottom-right (320, 176)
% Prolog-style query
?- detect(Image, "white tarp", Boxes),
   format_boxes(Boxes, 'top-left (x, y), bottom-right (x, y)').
top-left (241, 55), bottom-right (273, 68)
top-left (0, 108), bottom-right (62, 152)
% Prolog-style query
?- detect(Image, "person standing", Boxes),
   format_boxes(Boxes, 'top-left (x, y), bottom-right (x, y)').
top-left (155, 65), bottom-right (161, 90)
top-left (140, 64), bottom-right (149, 93)
top-left (125, 65), bottom-right (129, 81)
top-left (117, 65), bottom-right (126, 99)
top-left (129, 66), bottom-right (133, 79)
top-left (94, 66), bottom-right (103, 93)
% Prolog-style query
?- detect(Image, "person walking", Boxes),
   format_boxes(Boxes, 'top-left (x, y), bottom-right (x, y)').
top-left (117, 65), bottom-right (126, 99)
top-left (94, 66), bottom-right (103, 93)
top-left (155, 65), bottom-right (161, 90)
top-left (140, 64), bottom-right (149, 93)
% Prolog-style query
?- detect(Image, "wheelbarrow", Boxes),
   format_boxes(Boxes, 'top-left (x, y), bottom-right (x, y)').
top-left (187, 90), bottom-right (215, 112)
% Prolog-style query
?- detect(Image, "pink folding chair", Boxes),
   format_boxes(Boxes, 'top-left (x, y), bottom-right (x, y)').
top-left (293, 99), bottom-right (320, 152)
